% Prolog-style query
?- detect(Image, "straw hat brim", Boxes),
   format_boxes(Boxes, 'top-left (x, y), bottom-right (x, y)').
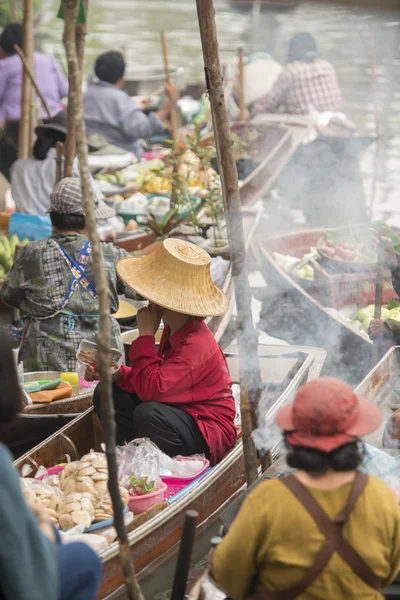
top-left (117, 256), bottom-right (229, 317)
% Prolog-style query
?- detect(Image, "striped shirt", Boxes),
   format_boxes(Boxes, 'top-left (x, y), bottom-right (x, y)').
top-left (260, 58), bottom-right (342, 115)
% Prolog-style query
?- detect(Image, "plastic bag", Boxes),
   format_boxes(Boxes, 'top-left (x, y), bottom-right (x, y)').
top-left (76, 340), bottom-right (123, 374)
top-left (117, 438), bottom-right (161, 494)
top-left (159, 453), bottom-right (207, 479)
top-left (9, 213), bottom-right (52, 242)
top-left (362, 443), bottom-right (400, 490)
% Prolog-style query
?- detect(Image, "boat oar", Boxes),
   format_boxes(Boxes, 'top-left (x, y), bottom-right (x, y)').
top-left (372, 242), bottom-right (385, 366)
top-left (14, 44), bottom-right (52, 120)
top-left (160, 31), bottom-right (177, 140)
top-left (238, 48), bottom-right (246, 122)
top-left (170, 510), bottom-right (198, 600)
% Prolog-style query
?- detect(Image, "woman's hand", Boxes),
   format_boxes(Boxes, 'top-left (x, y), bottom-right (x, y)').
top-left (84, 363), bottom-right (100, 382)
top-left (136, 303), bottom-right (163, 336)
top-left (84, 363), bottom-right (122, 384)
top-left (368, 319), bottom-right (386, 339)
top-left (372, 230), bottom-right (398, 270)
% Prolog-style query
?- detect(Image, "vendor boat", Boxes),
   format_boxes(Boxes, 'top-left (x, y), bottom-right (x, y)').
top-left (14, 344), bottom-right (325, 599)
top-left (253, 228), bottom-right (399, 386)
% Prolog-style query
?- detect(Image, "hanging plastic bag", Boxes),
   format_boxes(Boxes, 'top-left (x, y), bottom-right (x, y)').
top-left (117, 438), bottom-right (161, 495)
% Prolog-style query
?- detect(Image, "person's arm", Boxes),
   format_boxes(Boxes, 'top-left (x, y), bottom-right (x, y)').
top-left (213, 493), bottom-right (261, 600)
top-left (120, 83), bottom-right (179, 140)
top-left (0, 61), bottom-right (10, 118)
top-left (117, 335), bottom-right (193, 400)
top-left (0, 249), bottom-right (25, 308)
top-left (0, 446), bottom-right (58, 600)
top-left (256, 69), bottom-right (292, 113)
top-left (120, 101), bottom-right (165, 141)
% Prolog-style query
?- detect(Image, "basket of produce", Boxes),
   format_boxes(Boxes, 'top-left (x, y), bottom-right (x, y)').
top-left (0, 234), bottom-right (29, 280)
top-left (351, 300), bottom-right (400, 334)
top-left (311, 258), bottom-right (397, 311)
top-left (316, 223), bottom-right (400, 274)
top-left (128, 478), bottom-right (167, 514)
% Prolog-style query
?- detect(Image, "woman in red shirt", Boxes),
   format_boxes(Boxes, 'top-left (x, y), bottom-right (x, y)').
top-left (87, 239), bottom-right (237, 465)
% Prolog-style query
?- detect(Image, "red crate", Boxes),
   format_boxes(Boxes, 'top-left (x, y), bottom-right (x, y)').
top-left (311, 259), bottom-right (399, 310)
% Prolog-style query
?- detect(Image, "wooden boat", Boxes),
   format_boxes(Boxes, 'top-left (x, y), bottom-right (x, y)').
top-left (5, 206), bottom-right (261, 453)
top-left (14, 344), bottom-right (325, 599)
top-left (253, 228), bottom-right (399, 386)
top-left (354, 345), bottom-right (400, 449)
top-left (203, 118), bottom-right (309, 208)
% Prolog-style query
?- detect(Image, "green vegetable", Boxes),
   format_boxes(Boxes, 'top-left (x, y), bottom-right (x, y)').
top-left (129, 476), bottom-right (156, 496)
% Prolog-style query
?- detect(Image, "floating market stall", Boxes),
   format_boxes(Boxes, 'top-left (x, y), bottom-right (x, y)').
top-left (14, 344), bottom-right (324, 598)
top-left (254, 223), bottom-right (400, 385)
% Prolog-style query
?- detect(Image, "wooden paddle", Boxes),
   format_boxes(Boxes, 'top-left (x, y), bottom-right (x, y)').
top-left (160, 31), bottom-right (177, 140)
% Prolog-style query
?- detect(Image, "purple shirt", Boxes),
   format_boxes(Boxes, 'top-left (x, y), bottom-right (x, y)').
top-left (0, 52), bottom-right (68, 122)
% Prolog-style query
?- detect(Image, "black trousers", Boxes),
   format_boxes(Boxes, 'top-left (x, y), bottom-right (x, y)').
top-left (93, 384), bottom-right (210, 459)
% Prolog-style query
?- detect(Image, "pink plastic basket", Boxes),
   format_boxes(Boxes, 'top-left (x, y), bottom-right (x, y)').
top-left (128, 482), bottom-right (167, 514)
top-left (161, 457), bottom-right (210, 499)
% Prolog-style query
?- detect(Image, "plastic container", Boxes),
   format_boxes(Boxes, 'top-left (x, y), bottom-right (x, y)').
top-left (60, 372), bottom-right (79, 395)
top-left (76, 340), bottom-right (123, 375)
top-left (128, 482), bottom-right (167, 514)
top-left (311, 259), bottom-right (398, 310)
top-left (161, 457), bottom-right (210, 499)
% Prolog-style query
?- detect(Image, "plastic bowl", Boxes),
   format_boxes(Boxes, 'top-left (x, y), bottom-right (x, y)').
top-left (128, 482), bottom-right (167, 514)
top-left (161, 457), bottom-right (210, 499)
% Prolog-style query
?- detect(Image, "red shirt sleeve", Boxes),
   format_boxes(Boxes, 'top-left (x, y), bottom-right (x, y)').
top-left (117, 335), bottom-right (194, 403)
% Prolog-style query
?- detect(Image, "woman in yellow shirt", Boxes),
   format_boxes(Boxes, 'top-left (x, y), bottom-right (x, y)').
top-left (213, 377), bottom-right (400, 600)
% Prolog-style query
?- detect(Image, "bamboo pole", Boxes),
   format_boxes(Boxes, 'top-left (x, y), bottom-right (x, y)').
top-left (62, 2), bottom-right (144, 599)
top-left (9, 0), bottom-right (19, 22)
top-left (196, 0), bottom-right (261, 486)
top-left (368, 29), bottom-right (381, 212)
top-left (238, 48), bottom-right (246, 122)
top-left (18, 0), bottom-right (34, 159)
top-left (160, 31), bottom-right (177, 140)
top-left (64, 0), bottom-right (88, 177)
top-left (372, 244), bottom-right (385, 366)
top-left (14, 44), bottom-right (52, 119)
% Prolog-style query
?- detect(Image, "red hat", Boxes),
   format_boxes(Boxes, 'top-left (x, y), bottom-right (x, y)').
top-left (276, 377), bottom-right (381, 453)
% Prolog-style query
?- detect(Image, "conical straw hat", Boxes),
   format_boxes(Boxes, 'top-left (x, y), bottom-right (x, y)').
top-left (116, 238), bottom-right (229, 317)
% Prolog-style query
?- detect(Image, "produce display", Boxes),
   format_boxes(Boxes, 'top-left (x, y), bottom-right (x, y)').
top-left (0, 234), bottom-right (29, 279)
top-left (352, 302), bottom-right (400, 332)
top-left (21, 452), bottom-right (129, 531)
top-left (292, 263), bottom-right (314, 281)
top-left (319, 239), bottom-right (374, 263)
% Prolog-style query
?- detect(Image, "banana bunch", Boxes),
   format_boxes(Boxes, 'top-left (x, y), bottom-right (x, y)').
top-left (96, 172), bottom-right (125, 185)
top-left (141, 175), bottom-right (172, 194)
top-left (0, 234), bottom-right (28, 280)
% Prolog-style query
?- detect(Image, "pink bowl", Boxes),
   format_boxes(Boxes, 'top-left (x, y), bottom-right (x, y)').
top-left (161, 457), bottom-right (210, 499)
top-left (128, 482), bottom-right (167, 514)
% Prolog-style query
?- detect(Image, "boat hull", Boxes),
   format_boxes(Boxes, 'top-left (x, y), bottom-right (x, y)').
top-left (14, 346), bottom-right (321, 599)
top-left (253, 228), bottom-right (384, 386)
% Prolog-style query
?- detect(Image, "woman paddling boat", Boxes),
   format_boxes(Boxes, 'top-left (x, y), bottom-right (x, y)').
top-left (86, 238), bottom-right (237, 465)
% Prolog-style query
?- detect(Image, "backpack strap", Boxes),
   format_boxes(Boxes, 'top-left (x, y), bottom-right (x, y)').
top-left (248, 471), bottom-right (381, 600)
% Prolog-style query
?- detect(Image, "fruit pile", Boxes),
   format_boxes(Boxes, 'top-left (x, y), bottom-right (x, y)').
top-left (0, 234), bottom-right (28, 279)
top-left (352, 304), bottom-right (400, 332)
top-left (319, 239), bottom-right (372, 262)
